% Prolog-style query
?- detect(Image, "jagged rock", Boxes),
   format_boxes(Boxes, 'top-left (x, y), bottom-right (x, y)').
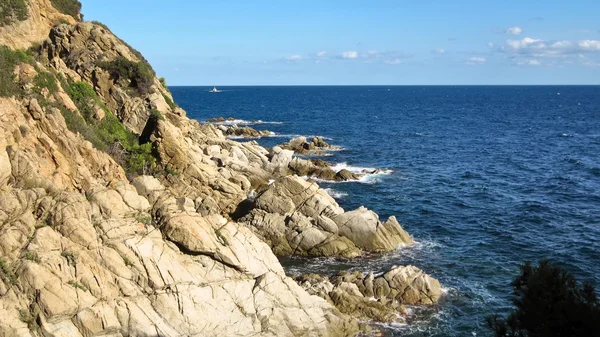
top-left (296, 265), bottom-right (442, 322)
top-left (279, 136), bottom-right (341, 155)
top-left (0, 1), bottom-right (439, 335)
top-left (242, 176), bottom-right (412, 257)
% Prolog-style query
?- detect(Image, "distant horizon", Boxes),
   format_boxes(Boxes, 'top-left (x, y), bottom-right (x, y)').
top-left (83, 1), bottom-right (600, 85)
top-left (170, 84), bottom-right (600, 87)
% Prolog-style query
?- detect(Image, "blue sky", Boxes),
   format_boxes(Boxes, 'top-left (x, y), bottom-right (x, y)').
top-left (82, 1), bottom-right (600, 85)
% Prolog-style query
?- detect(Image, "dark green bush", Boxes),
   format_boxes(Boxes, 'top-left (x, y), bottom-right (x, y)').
top-left (97, 56), bottom-right (154, 95)
top-left (488, 259), bottom-right (600, 337)
top-left (49, 0), bottom-right (81, 19)
top-left (0, 0), bottom-right (28, 26)
top-left (0, 46), bottom-right (30, 97)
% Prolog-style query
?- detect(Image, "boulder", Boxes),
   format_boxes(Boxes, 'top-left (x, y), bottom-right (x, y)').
top-left (334, 207), bottom-right (413, 251)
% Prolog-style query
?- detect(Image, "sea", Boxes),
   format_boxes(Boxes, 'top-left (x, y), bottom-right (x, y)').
top-left (171, 85), bottom-right (600, 337)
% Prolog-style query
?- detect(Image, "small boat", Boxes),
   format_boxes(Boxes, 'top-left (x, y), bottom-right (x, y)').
top-left (210, 87), bottom-right (220, 93)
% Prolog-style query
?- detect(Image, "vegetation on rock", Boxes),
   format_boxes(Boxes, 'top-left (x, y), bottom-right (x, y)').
top-left (488, 259), bottom-right (600, 337)
top-left (98, 56), bottom-right (154, 95)
top-left (0, 0), bottom-right (28, 26)
top-left (61, 80), bottom-right (156, 175)
top-left (49, 0), bottom-right (81, 19)
top-left (0, 46), bottom-right (30, 97)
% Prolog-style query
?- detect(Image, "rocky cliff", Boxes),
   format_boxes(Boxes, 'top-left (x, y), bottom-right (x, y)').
top-left (0, 1), bottom-right (442, 336)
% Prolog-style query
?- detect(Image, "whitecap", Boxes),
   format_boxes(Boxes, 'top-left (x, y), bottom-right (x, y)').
top-left (205, 119), bottom-right (283, 126)
top-left (323, 188), bottom-right (348, 199)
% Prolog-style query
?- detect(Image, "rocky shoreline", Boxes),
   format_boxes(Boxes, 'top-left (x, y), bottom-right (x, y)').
top-left (0, 2), bottom-right (442, 336)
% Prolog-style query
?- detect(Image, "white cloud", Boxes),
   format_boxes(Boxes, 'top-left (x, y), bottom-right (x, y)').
top-left (466, 56), bottom-right (486, 65)
top-left (488, 42), bottom-right (494, 48)
top-left (316, 51), bottom-right (327, 57)
top-left (505, 26), bottom-right (523, 36)
top-left (516, 59), bottom-right (541, 66)
top-left (502, 37), bottom-right (600, 56)
top-left (342, 51), bottom-right (358, 59)
top-left (384, 58), bottom-right (402, 65)
top-left (432, 48), bottom-right (446, 54)
top-left (285, 55), bottom-right (302, 62)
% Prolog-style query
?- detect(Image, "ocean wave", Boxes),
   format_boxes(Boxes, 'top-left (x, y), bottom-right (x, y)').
top-left (323, 188), bottom-right (348, 199)
top-left (205, 119), bottom-right (283, 126)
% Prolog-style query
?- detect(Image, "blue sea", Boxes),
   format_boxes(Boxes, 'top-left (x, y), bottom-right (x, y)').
top-left (171, 86), bottom-right (600, 336)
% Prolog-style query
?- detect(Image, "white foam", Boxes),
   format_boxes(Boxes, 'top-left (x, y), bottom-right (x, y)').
top-left (205, 119), bottom-right (283, 126)
top-left (323, 188), bottom-right (348, 199)
top-left (329, 162), bottom-right (392, 175)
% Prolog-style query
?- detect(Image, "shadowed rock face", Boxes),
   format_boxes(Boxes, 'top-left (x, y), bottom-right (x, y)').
top-left (0, 1), bottom-right (441, 336)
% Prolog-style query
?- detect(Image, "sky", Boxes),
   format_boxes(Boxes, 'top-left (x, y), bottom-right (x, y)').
top-left (82, 1), bottom-right (600, 85)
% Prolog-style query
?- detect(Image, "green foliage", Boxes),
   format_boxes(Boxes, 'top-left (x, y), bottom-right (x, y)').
top-left (53, 17), bottom-right (70, 27)
top-left (49, 0), bottom-right (81, 18)
top-left (34, 71), bottom-right (59, 94)
top-left (123, 256), bottom-right (134, 267)
top-left (0, 46), bottom-right (30, 97)
top-left (90, 20), bottom-right (110, 31)
top-left (0, 258), bottom-right (17, 284)
top-left (61, 80), bottom-right (156, 176)
top-left (23, 251), bottom-right (41, 263)
top-left (159, 77), bottom-right (167, 87)
top-left (0, 0), bottom-right (28, 26)
top-left (162, 93), bottom-right (176, 109)
top-left (67, 280), bottom-right (88, 291)
top-left (97, 56), bottom-right (154, 95)
top-left (488, 259), bottom-right (600, 337)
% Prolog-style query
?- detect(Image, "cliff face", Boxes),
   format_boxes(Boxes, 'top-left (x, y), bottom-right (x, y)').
top-left (0, 2), bottom-right (441, 336)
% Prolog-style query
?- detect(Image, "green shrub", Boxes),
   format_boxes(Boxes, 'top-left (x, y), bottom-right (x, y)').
top-left (488, 259), bottom-right (600, 337)
top-left (67, 280), bottom-right (88, 291)
top-left (0, 46), bottom-right (30, 97)
top-left (61, 80), bottom-right (156, 176)
top-left (49, 0), bottom-right (80, 18)
top-left (34, 71), bottom-right (58, 94)
top-left (0, 0), bottom-right (28, 26)
top-left (162, 93), bottom-right (176, 109)
top-left (0, 258), bottom-right (17, 284)
top-left (97, 56), bottom-right (154, 95)
top-left (23, 251), bottom-right (41, 263)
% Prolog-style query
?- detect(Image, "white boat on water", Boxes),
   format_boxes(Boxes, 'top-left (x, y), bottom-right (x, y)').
top-left (210, 87), bottom-right (221, 93)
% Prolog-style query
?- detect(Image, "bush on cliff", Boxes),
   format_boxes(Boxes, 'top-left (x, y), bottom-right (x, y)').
top-left (97, 56), bottom-right (154, 95)
top-left (487, 259), bottom-right (600, 337)
top-left (0, 0), bottom-right (28, 26)
top-left (0, 46), bottom-right (30, 97)
top-left (50, 0), bottom-right (81, 19)
top-left (61, 80), bottom-right (156, 175)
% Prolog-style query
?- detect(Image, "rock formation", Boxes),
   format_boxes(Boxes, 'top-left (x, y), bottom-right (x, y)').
top-left (0, 2), bottom-right (442, 336)
top-left (279, 136), bottom-right (341, 155)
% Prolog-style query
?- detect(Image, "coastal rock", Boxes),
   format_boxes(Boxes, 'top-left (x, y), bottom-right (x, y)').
top-left (279, 136), bottom-right (342, 155)
top-left (242, 176), bottom-right (412, 256)
top-left (296, 266), bottom-right (442, 322)
top-left (0, 1), bottom-right (440, 335)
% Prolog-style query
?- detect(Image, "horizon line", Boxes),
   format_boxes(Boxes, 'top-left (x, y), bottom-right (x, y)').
top-left (169, 84), bottom-right (600, 87)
